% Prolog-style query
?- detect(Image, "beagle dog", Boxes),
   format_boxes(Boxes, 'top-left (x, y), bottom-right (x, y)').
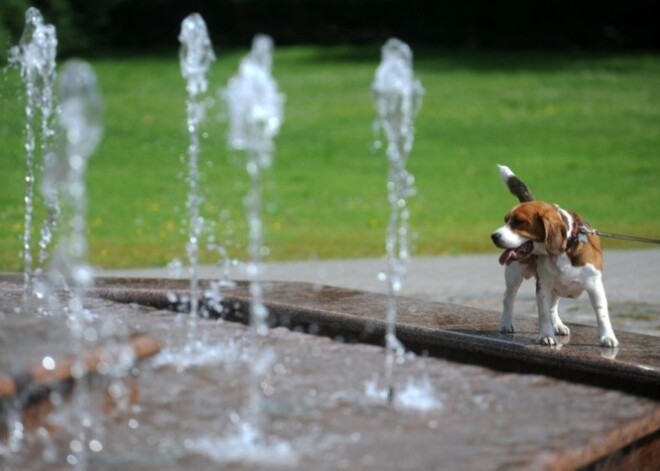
top-left (490, 165), bottom-right (619, 347)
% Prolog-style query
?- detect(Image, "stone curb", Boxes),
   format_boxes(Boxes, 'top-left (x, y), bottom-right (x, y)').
top-left (91, 277), bottom-right (660, 400)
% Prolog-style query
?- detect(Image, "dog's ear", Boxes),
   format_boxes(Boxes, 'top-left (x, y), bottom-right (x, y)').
top-left (538, 210), bottom-right (566, 256)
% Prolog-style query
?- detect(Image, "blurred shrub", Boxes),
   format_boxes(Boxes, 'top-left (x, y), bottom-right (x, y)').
top-left (94, 0), bottom-right (660, 51)
top-left (1, 0), bottom-right (132, 61)
top-left (0, 0), bottom-right (29, 62)
top-left (1, 0), bottom-right (657, 58)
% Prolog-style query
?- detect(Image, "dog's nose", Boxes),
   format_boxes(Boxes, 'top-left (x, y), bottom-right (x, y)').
top-left (491, 232), bottom-right (501, 244)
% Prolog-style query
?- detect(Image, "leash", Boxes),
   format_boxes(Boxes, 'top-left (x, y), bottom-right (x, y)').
top-left (581, 227), bottom-right (660, 245)
top-left (594, 230), bottom-right (660, 245)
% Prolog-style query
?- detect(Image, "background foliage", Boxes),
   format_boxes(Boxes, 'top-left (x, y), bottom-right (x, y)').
top-left (1, 0), bottom-right (658, 62)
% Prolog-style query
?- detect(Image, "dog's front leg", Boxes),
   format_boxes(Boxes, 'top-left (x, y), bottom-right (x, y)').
top-left (501, 262), bottom-right (526, 333)
top-left (550, 294), bottom-right (570, 336)
top-left (587, 278), bottom-right (619, 348)
top-left (535, 280), bottom-right (557, 346)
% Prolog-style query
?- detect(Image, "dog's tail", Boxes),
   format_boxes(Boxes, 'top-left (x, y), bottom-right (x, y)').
top-left (497, 164), bottom-right (534, 202)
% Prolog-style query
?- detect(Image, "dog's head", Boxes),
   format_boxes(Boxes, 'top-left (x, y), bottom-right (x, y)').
top-left (491, 201), bottom-right (568, 265)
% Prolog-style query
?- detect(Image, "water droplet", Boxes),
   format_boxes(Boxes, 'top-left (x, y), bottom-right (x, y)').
top-left (89, 439), bottom-right (103, 453)
top-left (69, 439), bottom-right (83, 453)
top-left (42, 356), bottom-right (56, 370)
top-left (261, 381), bottom-right (275, 396)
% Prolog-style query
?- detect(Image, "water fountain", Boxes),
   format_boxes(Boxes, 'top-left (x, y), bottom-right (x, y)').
top-left (1, 9), bottom-right (659, 470)
top-left (145, 14), bottom-right (240, 374)
top-left (372, 38), bottom-right (424, 402)
top-left (45, 59), bottom-right (104, 469)
top-left (41, 59), bottom-right (102, 306)
top-left (224, 31), bottom-right (283, 374)
top-left (8, 7), bottom-right (58, 303)
top-left (2, 10), bottom-right (161, 468)
top-left (178, 12), bottom-right (216, 342)
top-left (192, 32), bottom-right (290, 461)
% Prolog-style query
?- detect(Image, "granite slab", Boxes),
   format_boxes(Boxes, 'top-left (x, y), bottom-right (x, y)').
top-left (90, 277), bottom-right (660, 399)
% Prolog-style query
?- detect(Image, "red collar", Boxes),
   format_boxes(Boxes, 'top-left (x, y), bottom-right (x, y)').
top-left (568, 223), bottom-right (590, 248)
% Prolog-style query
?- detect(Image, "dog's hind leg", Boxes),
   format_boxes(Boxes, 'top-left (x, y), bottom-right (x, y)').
top-left (550, 294), bottom-right (570, 336)
top-left (501, 262), bottom-right (526, 333)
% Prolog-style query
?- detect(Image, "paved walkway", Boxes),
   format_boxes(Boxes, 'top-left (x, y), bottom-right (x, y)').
top-left (100, 248), bottom-right (660, 304)
top-left (100, 248), bottom-right (660, 335)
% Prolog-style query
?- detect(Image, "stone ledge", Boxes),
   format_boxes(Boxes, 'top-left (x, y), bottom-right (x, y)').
top-left (90, 277), bottom-right (660, 400)
top-left (89, 277), bottom-right (660, 470)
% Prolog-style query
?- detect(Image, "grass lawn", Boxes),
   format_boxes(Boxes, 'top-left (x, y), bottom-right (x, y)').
top-left (1, 46), bottom-right (659, 271)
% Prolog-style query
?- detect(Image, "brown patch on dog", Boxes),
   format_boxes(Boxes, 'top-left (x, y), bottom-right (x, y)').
top-left (506, 202), bottom-right (567, 256)
top-left (539, 207), bottom-right (567, 257)
top-left (506, 203), bottom-right (603, 270)
top-left (566, 212), bottom-right (604, 270)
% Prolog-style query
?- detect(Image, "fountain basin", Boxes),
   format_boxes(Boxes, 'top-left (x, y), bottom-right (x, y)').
top-left (92, 277), bottom-right (660, 399)
top-left (1, 274), bottom-right (659, 469)
top-left (0, 322), bottom-right (160, 441)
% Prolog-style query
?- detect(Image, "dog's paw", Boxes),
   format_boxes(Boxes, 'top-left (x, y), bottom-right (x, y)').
top-left (600, 335), bottom-right (619, 348)
top-left (537, 335), bottom-right (557, 346)
top-left (554, 324), bottom-right (570, 336)
top-left (499, 322), bottom-right (516, 334)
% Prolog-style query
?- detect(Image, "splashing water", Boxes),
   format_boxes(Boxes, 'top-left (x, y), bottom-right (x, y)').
top-left (185, 419), bottom-right (298, 467)
top-left (180, 14), bottom-right (215, 97)
top-left (178, 13), bottom-right (216, 340)
top-left (372, 38), bottom-right (424, 403)
top-left (225, 35), bottom-right (283, 162)
top-left (365, 374), bottom-right (443, 412)
top-left (225, 33), bottom-right (284, 344)
top-left (45, 59), bottom-right (104, 470)
top-left (8, 7), bottom-right (58, 303)
top-left (42, 60), bottom-right (103, 303)
top-left (224, 33), bottom-right (284, 444)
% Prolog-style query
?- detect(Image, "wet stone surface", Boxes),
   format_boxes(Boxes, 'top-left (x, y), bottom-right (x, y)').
top-left (1, 279), bottom-right (659, 470)
top-left (200, 280), bottom-right (660, 397)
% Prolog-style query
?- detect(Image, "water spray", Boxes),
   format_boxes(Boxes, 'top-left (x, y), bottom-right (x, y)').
top-left (9, 7), bottom-right (58, 304)
top-left (178, 13), bottom-right (216, 342)
top-left (47, 58), bottom-right (104, 471)
top-left (224, 33), bottom-right (284, 440)
top-left (372, 38), bottom-right (424, 403)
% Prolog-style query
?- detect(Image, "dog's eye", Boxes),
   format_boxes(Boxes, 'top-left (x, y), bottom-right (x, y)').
top-left (510, 217), bottom-right (522, 228)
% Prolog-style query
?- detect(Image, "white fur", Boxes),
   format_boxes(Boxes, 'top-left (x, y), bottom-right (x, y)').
top-left (505, 252), bottom-right (618, 347)
top-left (497, 164), bottom-right (514, 183)
top-left (555, 206), bottom-right (574, 241)
top-left (492, 224), bottom-right (529, 249)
